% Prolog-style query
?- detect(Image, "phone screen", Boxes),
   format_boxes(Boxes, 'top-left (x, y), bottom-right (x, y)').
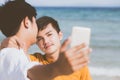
top-left (71, 26), bottom-right (91, 47)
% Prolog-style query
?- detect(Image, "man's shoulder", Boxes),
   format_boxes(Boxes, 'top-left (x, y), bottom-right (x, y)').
top-left (30, 52), bottom-right (43, 58)
top-left (30, 52), bottom-right (43, 61)
top-left (0, 48), bottom-right (27, 64)
top-left (29, 52), bottom-right (48, 64)
top-left (0, 48), bottom-right (23, 56)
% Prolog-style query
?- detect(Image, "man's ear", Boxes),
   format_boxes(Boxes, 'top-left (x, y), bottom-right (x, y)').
top-left (23, 16), bottom-right (31, 29)
top-left (59, 31), bottom-right (63, 40)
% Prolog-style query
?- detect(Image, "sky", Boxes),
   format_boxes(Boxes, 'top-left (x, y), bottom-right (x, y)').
top-left (0, 0), bottom-right (120, 7)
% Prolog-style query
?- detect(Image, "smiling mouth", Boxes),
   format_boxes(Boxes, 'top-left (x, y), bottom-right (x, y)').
top-left (45, 44), bottom-right (53, 49)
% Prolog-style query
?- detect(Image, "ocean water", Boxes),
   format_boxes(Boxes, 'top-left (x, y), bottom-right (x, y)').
top-left (0, 7), bottom-right (120, 80)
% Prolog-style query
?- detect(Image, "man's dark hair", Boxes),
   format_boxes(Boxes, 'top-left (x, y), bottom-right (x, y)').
top-left (0, 1), bottom-right (37, 37)
top-left (37, 16), bottom-right (60, 33)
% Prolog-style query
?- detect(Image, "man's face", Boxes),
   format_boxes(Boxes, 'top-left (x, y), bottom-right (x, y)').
top-left (30, 17), bottom-right (38, 44)
top-left (36, 23), bottom-right (62, 55)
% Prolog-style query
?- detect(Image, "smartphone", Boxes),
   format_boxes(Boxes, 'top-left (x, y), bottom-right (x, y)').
top-left (70, 26), bottom-right (91, 47)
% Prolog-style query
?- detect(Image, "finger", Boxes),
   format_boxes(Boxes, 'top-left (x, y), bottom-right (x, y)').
top-left (69, 52), bottom-right (89, 65)
top-left (9, 37), bottom-right (18, 45)
top-left (7, 40), bottom-right (17, 48)
top-left (80, 48), bottom-right (92, 56)
top-left (60, 37), bottom-right (71, 52)
top-left (63, 44), bottom-right (90, 59)
top-left (66, 43), bottom-right (86, 57)
top-left (7, 36), bottom-right (19, 48)
top-left (69, 43), bottom-right (86, 53)
top-left (69, 55), bottom-right (89, 71)
top-left (68, 52), bottom-right (84, 60)
top-left (13, 36), bottom-right (24, 49)
top-left (73, 62), bottom-right (88, 71)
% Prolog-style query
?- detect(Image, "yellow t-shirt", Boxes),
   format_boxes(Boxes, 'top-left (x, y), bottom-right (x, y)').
top-left (30, 53), bottom-right (92, 80)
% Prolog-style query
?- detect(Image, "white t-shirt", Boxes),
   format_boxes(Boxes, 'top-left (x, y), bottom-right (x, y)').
top-left (0, 48), bottom-right (39, 80)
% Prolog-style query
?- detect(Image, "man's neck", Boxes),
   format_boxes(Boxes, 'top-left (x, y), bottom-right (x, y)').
top-left (15, 34), bottom-right (30, 53)
top-left (45, 50), bottom-right (60, 63)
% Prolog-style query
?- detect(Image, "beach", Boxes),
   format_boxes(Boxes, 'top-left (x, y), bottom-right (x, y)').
top-left (0, 7), bottom-right (120, 80)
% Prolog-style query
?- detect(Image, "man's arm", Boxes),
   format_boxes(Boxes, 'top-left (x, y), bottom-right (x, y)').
top-left (1, 37), bottom-right (91, 80)
top-left (0, 36), bottom-right (25, 51)
top-left (28, 38), bottom-right (91, 80)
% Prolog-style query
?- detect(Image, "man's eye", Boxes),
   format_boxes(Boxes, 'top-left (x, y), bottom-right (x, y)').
top-left (47, 33), bottom-right (52, 36)
top-left (37, 38), bottom-right (42, 42)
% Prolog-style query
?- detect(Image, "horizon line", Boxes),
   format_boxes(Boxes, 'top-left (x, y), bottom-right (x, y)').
top-left (34, 6), bottom-right (120, 8)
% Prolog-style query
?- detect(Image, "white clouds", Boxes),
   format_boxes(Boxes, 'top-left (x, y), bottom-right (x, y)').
top-left (25, 0), bottom-right (120, 7)
top-left (82, 0), bottom-right (120, 7)
top-left (0, 0), bottom-right (5, 4)
top-left (0, 0), bottom-right (120, 7)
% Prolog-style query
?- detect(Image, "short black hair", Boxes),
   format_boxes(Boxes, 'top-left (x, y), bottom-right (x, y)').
top-left (37, 16), bottom-right (60, 33)
top-left (0, 1), bottom-right (37, 37)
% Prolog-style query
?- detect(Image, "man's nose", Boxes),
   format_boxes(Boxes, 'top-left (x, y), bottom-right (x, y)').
top-left (44, 37), bottom-right (49, 44)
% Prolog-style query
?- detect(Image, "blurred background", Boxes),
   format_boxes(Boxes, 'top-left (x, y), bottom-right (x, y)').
top-left (0, 0), bottom-right (120, 80)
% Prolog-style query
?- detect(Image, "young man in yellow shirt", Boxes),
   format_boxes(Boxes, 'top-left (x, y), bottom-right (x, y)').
top-left (0, 1), bottom-right (91, 80)
top-left (30, 16), bottom-right (92, 80)
top-left (0, 13), bottom-right (92, 79)
top-left (0, 16), bottom-right (92, 80)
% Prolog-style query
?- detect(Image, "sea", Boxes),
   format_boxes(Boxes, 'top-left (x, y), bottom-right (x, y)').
top-left (0, 7), bottom-right (120, 80)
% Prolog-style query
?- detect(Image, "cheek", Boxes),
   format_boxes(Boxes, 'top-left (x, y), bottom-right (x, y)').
top-left (51, 36), bottom-right (60, 44)
top-left (37, 42), bottom-right (44, 49)
top-left (51, 36), bottom-right (57, 41)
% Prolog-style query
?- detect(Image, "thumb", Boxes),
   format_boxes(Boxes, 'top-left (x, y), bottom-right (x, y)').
top-left (60, 37), bottom-right (71, 52)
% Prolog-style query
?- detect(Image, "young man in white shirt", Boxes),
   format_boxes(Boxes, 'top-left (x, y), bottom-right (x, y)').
top-left (0, 1), bottom-right (91, 80)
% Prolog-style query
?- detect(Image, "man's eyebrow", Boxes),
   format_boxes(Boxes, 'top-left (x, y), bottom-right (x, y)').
top-left (36, 30), bottom-right (52, 38)
top-left (46, 30), bottom-right (52, 35)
